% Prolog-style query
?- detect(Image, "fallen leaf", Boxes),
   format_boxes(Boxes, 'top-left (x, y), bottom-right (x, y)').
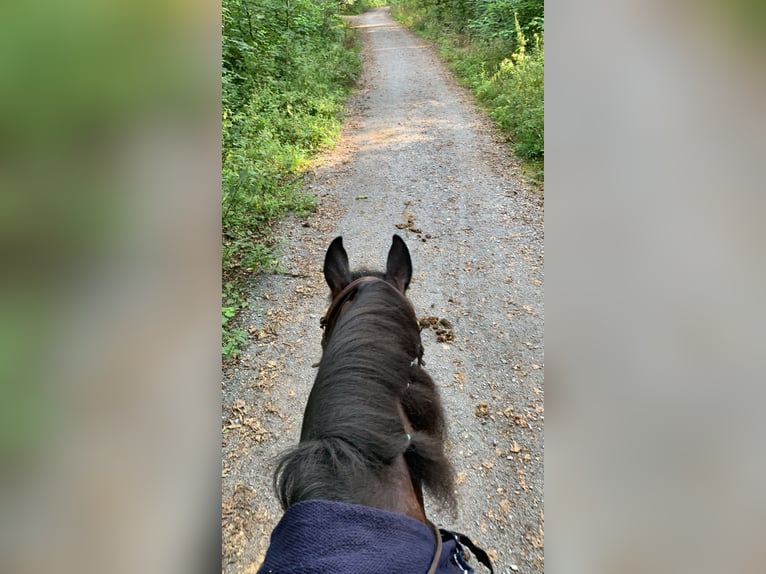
top-left (499, 405), bottom-right (514, 418)
top-left (232, 399), bottom-right (246, 411)
top-left (475, 402), bottom-right (490, 418)
top-left (509, 412), bottom-right (528, 426)
top-left (517, 469), bottom-right (528, 491)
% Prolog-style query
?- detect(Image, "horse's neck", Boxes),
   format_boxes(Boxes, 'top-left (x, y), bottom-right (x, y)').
top-left (372, 454), bottom-right (427, 524)
top-left (380, 402), bottom-right (426, 522)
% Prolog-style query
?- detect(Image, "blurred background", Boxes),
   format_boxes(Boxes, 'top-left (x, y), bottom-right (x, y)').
top-left (0, 1), bottom-right (221, 573)
top-left (547, 0), bottom-right (765, 572)
top-left (1, 0), bottom-right (764, 572)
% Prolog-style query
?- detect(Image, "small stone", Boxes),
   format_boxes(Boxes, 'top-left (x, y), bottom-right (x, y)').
top-left (510, 565), bottom-right (519, 572)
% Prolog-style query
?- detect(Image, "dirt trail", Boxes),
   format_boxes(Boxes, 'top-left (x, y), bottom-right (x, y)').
top-left (222, 8), bottom-right (544, 574)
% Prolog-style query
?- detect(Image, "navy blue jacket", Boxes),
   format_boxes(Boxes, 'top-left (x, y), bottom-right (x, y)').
top-left (256, 499), bottom-right (486, 574)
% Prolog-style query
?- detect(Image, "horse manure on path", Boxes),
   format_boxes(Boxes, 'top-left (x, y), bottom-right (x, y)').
top-left (418, 316), bottom-right (455, 342)
top-left (395, 210), bottom-right (432, 242)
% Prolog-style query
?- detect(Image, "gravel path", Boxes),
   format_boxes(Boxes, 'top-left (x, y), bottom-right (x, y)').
top-left (222, 8), bottom-right (544, 574)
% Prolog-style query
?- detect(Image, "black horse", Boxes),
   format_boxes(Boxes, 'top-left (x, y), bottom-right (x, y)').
top-left (258, 235), bottom-right (493, 574)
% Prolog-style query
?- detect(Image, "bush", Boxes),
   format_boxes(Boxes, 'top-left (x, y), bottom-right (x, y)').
top-left (222, 0), bottom-right (361, 358)
top-left (340, 0), bottom-right (389, 15)
top-left (392, 1), bottom-right (544, 167)
top-left (477, 21), bottom-right (544, 159)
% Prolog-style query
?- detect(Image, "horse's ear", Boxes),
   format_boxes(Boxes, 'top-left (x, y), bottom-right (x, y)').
top-left (324, 236), bottom-right (351, 298)
top-left (385, 234), bottom-right (412, 293)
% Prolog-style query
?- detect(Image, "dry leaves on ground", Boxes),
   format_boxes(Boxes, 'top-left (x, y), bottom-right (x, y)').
top-left (224, 399), bottom-right (270, 443)
top-left (222, 483), bottom-right (264, 563)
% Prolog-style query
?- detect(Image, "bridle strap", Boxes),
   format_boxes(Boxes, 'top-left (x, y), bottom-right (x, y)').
top-left (320, 276), bottom-right (381, 328)
top-left (319, 276), bottom-right (416, 347)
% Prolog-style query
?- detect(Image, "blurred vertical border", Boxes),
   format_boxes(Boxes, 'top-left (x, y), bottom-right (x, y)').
top-left (547, 0), bottom-right (765, 572)
top-left (0, 1), bottom-right (221, 573)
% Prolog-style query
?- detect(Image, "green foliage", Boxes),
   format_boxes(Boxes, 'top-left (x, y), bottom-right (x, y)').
top-left (340, 0), bottom-right (389, 15)
top-left (477, 18), bottom-right (544, 160)
top-left (393, 0), bottom-right (542, 40)
top-left (222, 0), bottom-right (361, 357)
top-left (221, 280), bottom-right (251, 359)
top-left (467, 0), bottom-right (543, 41)
top-left (392, 0), bottom-right (544, 168)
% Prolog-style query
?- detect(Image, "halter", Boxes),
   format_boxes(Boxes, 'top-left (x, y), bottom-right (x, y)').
top-left (319, 276), bottom-right (418, 350)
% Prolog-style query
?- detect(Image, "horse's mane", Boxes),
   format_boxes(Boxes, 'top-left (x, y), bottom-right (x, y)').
top-left (274, 279), bottom-right (456, 513)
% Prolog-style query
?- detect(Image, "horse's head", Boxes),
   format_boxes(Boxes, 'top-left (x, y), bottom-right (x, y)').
top-left (320, 235), bottom-right (417, 350)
